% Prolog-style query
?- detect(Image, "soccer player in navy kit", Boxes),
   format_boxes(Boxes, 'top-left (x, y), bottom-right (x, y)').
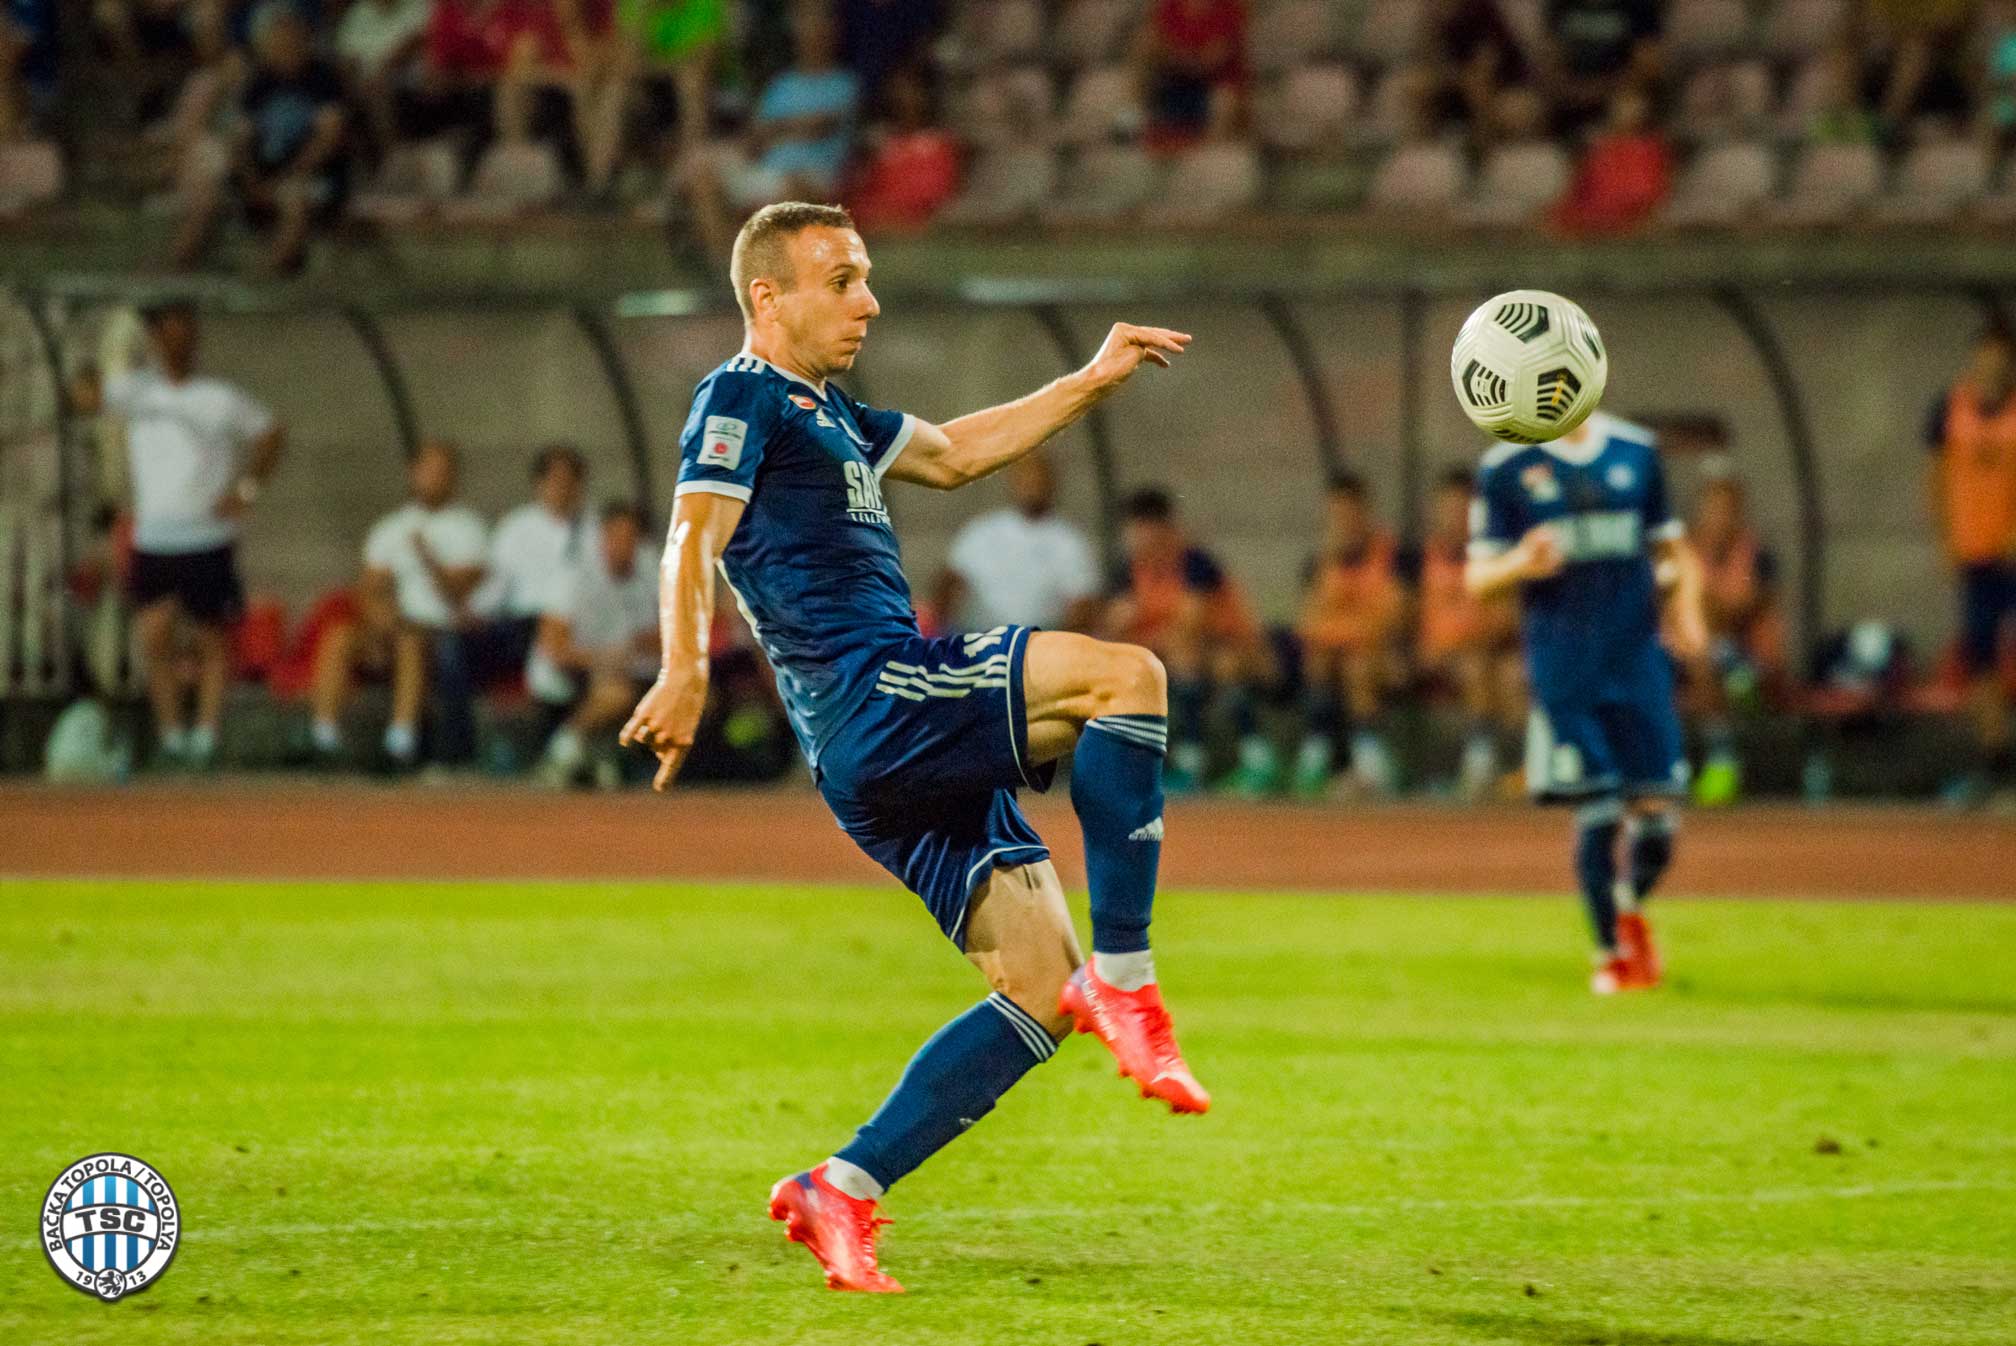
top-left (1466, 409), bottom-right (1708, 995)
top-left (620, 203), bottom-right (1204, 1292)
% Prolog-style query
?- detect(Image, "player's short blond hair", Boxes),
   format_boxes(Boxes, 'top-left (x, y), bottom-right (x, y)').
top-left (730, 202), bottom-right (856, 322)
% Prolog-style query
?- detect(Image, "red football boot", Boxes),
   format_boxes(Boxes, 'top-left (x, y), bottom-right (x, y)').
top-left (1614, 910), bottom-right (1662, 987)
top-left (1059, 964), bottom-right (1211, 1114)
top-left (767, 1165), bottom-right (904, 1293)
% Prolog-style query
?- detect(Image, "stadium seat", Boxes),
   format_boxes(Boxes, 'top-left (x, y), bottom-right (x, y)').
top-left (1662, 142), bottom-right (1777, 226)
top-left (955, 66), bottom-right (1055, 147)
top-left (1354, 67), bottom-right (1430, 147)
top-left (0, 140), bottom-right (62, 217)
top-left (1143, 141), bottom-right (1263, 223)
top-left (1664, 0), bottom-right (1752, 66)
top-left (969, 0), bottom-right (1045, 65)
top-left (1365, 140), bottom-right (1468, 214)
top-left (1052, 0), bottom-right (1141, 72)
top-left (1675, 60), bottom-right (1777, 143)
top-left (1254, 63), bottom-right (1359, 151)
top-left (448, 142), bottom-right (563, 219)
top-left (1762, 0), bottom-right (1849, 64)
top-left (939, 145), bottom-right (1058, 226)
top-left (1455, 141), bottom-right (1572, 227)
top-left (350, 141), bottom-right (461, 223)
top-left (1871, 139), bottom-right (1993, 224)
top-left (1769, 141), bottom-right (1884, 225)
top-left (1249, 0), bottom-right (1335, 75)
top-left (1041, 143), bottom-right (1163, 221)
top-left (1344, 0), bottom-right (1425, 69)
top-left (1056, 64), bottom-right (1144, 145)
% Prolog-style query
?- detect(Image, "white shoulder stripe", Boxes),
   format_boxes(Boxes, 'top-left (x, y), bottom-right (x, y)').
top-left (1479, 441), bottom-right (1524, 470)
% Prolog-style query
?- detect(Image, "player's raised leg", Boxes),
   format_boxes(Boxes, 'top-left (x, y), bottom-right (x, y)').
top-left (772, 862), bottom-right (1080, 1292)
top-left (1023, 630), bottom-right (1210, 1113)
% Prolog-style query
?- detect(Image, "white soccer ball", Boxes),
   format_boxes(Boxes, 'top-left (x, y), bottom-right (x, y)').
top-left (1449, 290), bottom-right (1609, 445)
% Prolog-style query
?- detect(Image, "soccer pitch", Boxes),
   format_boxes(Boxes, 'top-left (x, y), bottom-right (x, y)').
top-left (3, 878), bottom-right (2012, 1346)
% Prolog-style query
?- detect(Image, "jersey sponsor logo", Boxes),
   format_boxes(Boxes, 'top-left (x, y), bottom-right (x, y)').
top-left (1552, 510), bottom-right (1643, 561)
top-left (1521, 463), bottom-right (1561, 502)
top-left (788, 394), bottom-right (817, 410)
top-left (698, 415), bottom-right (747, 470)
top-left (842, 459), bottom-right (890, 525)
top-left (1607, 464), bottom-right (1636, 490)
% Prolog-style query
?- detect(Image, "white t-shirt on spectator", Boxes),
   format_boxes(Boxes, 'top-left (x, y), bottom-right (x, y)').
top-left (473, 502), bottom-right (587, 620)
top-left (527, 544), bottom-right (660, 703)
top-left (107, 368), bottom-right (275, 555)
top-left (946, 508), bottom-right (1101, 631)
top-left (363, 501), bottom-right (489, 628)
top-left (336, 0), bottom-right (429, 75)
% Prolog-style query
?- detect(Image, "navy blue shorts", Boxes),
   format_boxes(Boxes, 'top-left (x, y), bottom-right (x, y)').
top-left (1526, 644), bottom-right (1687, 803)
top-left (815, 625), bottom-right (1057, 947)
top-left (1958, 563), bottom-right (2016, 675)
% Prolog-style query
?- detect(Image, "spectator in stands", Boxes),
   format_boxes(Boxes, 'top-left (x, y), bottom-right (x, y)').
top-left (336, 0), bottom-right (432, 159)
top-left (1134, 0), bottom-right (1248, 146)
top-left (839, 0), bottom-right (942, 108)
top-left (528, 498), bottom-right (659, 786)
top-left (1684, 474), bottom-right (1785, 807)
top-left (681, 1), bottom-right (860, 256)
top-left (932, 450), bottom-right (1101, 636)
top-left (1926, 322), bottom-right (2016, 804)
top-left (1803, 38), bottom-right (1883, 146)
top-left (172, 6), bottom-right (352, 275)
top-left (1860, 0), bottom-right (1973, 140)
top-left (845, 63), bottom-right (961, 233)
top-left (1, 0), bottom-right (56, 140)
top-left (614, 0), bottom-right (726, 180)
top-left (1293, 473), bottom-right (1404, 799)
top-left (1416, 467), bottom-right (1522, 800)
top-left (401, 0), bottom-right (597, 184)
top-left (94, 0), bottom-right (230, 126)
top-left (1425, 0), bottom-right (1533, 139)
top-left (1108, 486), bottom-right (1277, 795)
top-left (1539, 0), bottom-right (1661, 139)
top-left (1551, 86), bottom-right (1671, 235)
top-left (335, 437), bottom-right (489, 768)
top-left (69, 302), bottom-right (286, 769)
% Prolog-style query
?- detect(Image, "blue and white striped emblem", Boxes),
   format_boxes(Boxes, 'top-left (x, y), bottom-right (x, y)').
top-left (42, 1153), bottom-right (180, 1300)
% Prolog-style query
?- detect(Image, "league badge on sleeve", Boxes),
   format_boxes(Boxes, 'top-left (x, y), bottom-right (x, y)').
top-left (699, 416), bottom-right (748, 470)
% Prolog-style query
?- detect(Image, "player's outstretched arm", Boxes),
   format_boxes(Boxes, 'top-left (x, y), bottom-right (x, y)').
top-left (885, 322), bottom-right (1192, 489)
top-left (620, 489), bottom-right (746, 790)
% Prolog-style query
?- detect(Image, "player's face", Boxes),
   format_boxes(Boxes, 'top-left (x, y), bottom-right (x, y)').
top-left (778, 227), bottom-right (880, 378)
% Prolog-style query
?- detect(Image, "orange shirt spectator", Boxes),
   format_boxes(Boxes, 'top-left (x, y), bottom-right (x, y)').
top-left (1301, 527), bottom-right (1402, 652)
top-left (1691, 478), bottom-right (1787, 679)
top-left (1929, 363), bottom-right (2016, 567)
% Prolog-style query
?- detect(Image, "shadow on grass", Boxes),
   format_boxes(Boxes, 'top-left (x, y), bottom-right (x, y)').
top-left (1393, 1307), bottom-right (1839, 1346)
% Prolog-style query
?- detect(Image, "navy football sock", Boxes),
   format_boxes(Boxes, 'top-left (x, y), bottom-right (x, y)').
top-left (1574, 799), bottom-right (1623, 952)
top-left (1168, 678), bottom-right (1208, 758)
top-left (1074, 714), bottom-right (1168, 954)
top-left (1626, 810), bottom-right (1677, 902)
top-left (835, 993), bottom-right (1054, 1191)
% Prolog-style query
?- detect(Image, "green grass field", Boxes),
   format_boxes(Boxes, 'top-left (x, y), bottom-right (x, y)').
top-left (3, 877), bottom-right (2013, 1346)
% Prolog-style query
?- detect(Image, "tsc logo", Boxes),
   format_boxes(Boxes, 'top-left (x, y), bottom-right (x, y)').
top-left (42, 1153), bottom-right (180, 1301)
top-left (1521, 463), bottom-right (1560, 503)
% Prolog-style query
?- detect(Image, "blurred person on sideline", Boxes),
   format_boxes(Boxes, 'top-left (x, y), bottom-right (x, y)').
top-left (471, 441), bottom-right (589, 669)
top-left (1415, 467), bottom-right (1523, 800)
top-left (1539, 0), bottom-right (1662, 139)
top-left (1107, 486), bottom-right (1277, 795)
top-left (172, 5), bottom-right (352, 275)
top-left (932, 450), bottom-right (1101, 636)
top-left (529, 498), bottom-right (659, 786)
top-left (1293, 472), bottom-right (1406, 799)
top-left (68, 302), bottom-right (285, 769)
top-left (1925, 322), bottom-right (2016, 805)
top-left (314, 437), bottom-right (488, 769)
top-left (1134, 0), bottom-right (1248, 146)
top-left (1683, 474), bottom-right (1786, 807)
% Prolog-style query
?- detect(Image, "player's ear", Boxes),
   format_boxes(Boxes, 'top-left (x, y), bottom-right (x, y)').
top-left (748, 276), bottom-right (778, 321)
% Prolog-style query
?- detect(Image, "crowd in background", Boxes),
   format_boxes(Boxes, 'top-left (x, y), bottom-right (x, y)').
top-left (6, 3), bottom-right (2016, 268)
top-left (31, 299), bottom-right (2016, 803)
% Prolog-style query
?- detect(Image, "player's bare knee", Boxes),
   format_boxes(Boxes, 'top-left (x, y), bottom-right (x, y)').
top-left (1092, 643), bottom-right (1165, 718)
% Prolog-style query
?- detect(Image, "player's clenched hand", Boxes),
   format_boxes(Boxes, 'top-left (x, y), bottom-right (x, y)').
top-left (1514, 524), bottom-right (1566, 581)
top-left (1085, 322), bottom-right (1193, 390)
top-left (619, 670), bottom-right (708, 791)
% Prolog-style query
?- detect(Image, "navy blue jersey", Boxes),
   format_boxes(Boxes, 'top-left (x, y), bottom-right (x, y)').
top-left (674, 352), bottom-right (922, 765)
top-left (1470, 412), bottom-right (1682, 705)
